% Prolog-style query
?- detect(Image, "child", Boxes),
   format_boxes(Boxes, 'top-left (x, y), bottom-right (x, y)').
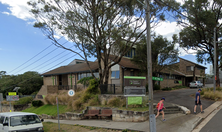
top-left (155, 97), bottom-right (166, 121)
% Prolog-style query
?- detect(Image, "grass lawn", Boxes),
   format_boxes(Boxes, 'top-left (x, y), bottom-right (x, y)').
top-left (43, 122), bottom-right (138, 132)
top-left (22, 104), bottom-right (69, 116)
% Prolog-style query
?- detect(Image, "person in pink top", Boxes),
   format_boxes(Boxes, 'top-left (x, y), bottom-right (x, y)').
top-left (155, 97), bottom-right (166, 121)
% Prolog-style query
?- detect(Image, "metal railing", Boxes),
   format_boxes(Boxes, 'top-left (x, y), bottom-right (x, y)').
top-left (100, 84), bottom-right (115, 94)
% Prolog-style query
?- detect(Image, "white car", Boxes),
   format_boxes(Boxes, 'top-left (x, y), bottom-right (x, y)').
top-left (189, 81), bottom-right (203, 88)
top-left (0, 112), bottom-right (44, 132)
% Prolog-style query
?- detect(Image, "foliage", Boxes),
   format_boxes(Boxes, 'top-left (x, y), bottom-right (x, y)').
top-left (86, 79), bottom-right (100, 94)
top-left (108, 97), bottom-right (121, 107)
top-left (162, 85), bottom-right (187, 91)
top-left (22, 104), bottom-right (68, 117)
top-left (77, 76), bottom-right (94, 86)
top-left (153, 84), bottom-right (161, 90)
top-left (28, 0), bottom-right (180, 85)
top-left (14, 96), bottom-right (33, 105)
top-left (176, 0), bottom-right (222, 86)
top-left (131, 34), bottom-right (179, 74)
top-left (0, 71), bottom-right (43, 98)
top-left (32, 100), bottom-right (44, 107)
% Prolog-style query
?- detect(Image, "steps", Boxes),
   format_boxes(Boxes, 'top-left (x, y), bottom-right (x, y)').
top-left (153, 105), bottom-right (184, 114)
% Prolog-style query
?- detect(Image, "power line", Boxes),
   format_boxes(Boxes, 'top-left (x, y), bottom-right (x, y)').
top-left (11, 40), bottom-right (69, 75)
top-left (29, 45), bottom-right (75, 71)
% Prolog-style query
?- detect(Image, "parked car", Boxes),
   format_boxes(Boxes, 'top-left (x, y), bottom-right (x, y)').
top-left (189, 81), bottom-right (203, 88)
top-left (0, 112), bottom-right (44, 132)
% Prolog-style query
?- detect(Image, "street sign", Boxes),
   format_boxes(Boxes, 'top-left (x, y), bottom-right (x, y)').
top-left (124, 76), bottom-right (146, 87)
top-left (68, 89), bottom-right (75, 97)
top-left (6, 95), bottom-right (19, 101)
top-left (124, 87), bottom-right (146, 96)
top-left (8, 92), bottom-right (16, 96)
top-left (152, 77), bottom-right (163, 81)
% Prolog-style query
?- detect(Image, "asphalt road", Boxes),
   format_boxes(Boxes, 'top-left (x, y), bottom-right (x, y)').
top-left (200, 108), bottom-right (222, 132)
top-left (153, 88), bottom-right (215, 114)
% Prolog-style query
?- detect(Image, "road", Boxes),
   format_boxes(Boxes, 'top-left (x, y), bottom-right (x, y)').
top-left (154, 88), bottom-right (215, 114)
top-left (199, 107), bottom-right (222, 132)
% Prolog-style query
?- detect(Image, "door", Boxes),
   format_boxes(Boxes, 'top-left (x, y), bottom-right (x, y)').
top-left (0, 116), bottom-right (5, 131)
top-left (3, 117), bottom-right (9, 132)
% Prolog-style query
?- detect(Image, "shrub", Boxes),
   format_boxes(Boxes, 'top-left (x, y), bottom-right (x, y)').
top-left (32, 100), bottom-right (44, 107)
top-left (108, 97), bottom-right (121, 107)
top-left (14, 96), bottom-right (33, 105)
top-left (72, 100), bottom-right (82, 110)
top-left (77, 76), bottom-right (94, 86)
top-left (44, 94), bottom-right (56, 105)
top-left (88, 96), bottom-right (100, 106)
top-left (153, 84), bottom-right (161, 90)
top-left (81, 93), bottom-right (92, 102)
top-left (86, 79), bottom-right (100, 94)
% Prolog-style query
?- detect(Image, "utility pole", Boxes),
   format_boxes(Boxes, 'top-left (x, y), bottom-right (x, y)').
top-left (145, 0), bottom-right (156, 131)
top-left (214, 27), bottom-right (216, 93)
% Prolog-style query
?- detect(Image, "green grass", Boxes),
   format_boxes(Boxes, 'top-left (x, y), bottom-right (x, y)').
top-left (22, 104), bottom-right (69, 116)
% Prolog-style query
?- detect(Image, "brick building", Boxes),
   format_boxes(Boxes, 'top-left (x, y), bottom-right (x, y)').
top-left (37, 56), bottom-right (206, 97)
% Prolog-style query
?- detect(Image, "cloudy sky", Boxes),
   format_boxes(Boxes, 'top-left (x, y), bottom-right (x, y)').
top-left (0, 0), bottom-right (211, 75)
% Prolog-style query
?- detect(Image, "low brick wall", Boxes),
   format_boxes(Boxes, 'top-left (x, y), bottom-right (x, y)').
top-left (112, 110), bottom-right (148, 122)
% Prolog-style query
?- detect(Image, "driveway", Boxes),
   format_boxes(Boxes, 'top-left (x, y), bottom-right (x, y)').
top-left (154, 88), bottom-right (215, 114)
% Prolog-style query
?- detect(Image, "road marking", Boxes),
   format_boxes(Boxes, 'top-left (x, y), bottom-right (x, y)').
top-left (192, 105), bottom-right (222, 132)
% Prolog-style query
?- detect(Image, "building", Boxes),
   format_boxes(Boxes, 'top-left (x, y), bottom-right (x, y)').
top-left (36, 56), bottom-right (206, 98)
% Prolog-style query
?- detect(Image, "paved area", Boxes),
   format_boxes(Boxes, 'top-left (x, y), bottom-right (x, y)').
top-left (154, 88), bottom-right (215, 114)
top-left (44, 113), bottom-right (200, 132)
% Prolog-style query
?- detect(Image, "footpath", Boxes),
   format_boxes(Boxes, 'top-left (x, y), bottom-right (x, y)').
top-left (44, 101), bottom-right (222, 132)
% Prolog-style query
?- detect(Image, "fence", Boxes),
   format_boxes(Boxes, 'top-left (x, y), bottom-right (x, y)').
top-left (100, 84), bottom-right (115, 94)
top-left (19, 95), bottom-right (36, 99)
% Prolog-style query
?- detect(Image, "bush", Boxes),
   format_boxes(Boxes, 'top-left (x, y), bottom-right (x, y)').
top-left (14, 96), bottom-right (33, 105)
top-left (32, 100), bottom-right (44, 107)
top-left (88, 95), bottom-right (100, 106)
top-left (72, 100), bottom-right (82, 110)
top-left (81, 93), bottom-right (92, 102)
top-left (153, 84), bottom-right (161, 90)
top-left (44, 94), bottom-right (56, 105)
top-left (86, 79), bottom-right (100, 94)
top-left (108, 97), bottom-right (121, 107)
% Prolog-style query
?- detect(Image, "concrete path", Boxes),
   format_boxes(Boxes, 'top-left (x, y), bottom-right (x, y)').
top-left (44, 113), bottom-right (200, 132)
top-left (192, 101), bottom-right (222, 132)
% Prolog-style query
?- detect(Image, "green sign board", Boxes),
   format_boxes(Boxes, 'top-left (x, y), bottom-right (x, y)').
top-left (128, 97), bottom-right (142, 105)
top-left (152, 77), bottom-right (163, 81)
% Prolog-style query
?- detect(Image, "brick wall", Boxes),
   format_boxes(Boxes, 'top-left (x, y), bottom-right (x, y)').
top-left (160, 79), bottom-right (182, 88)
top-left (47, 85), bottom-right (58, 94)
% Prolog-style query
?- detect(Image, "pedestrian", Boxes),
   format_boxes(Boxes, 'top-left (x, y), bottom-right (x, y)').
top-left (155, 97), bottom-right (166, 121)
top-left (194, 89), bottom-right (204, 114)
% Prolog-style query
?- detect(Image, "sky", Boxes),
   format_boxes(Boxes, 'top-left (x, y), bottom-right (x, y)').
top-left (0, 0), bottom-right (212, 75)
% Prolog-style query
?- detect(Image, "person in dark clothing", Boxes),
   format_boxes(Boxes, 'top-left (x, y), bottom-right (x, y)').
top-left (194, 89), bottom-right (204, 114)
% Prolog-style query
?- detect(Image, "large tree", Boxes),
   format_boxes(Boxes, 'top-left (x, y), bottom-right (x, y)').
top-left (131, 34), bottom-right (179, 82)
top-left (28, 0), bottom-right (180, 85)
top-left (176, 0), bottom-right (222, 86)
top-left (0, 71), bottom-right (43, 96)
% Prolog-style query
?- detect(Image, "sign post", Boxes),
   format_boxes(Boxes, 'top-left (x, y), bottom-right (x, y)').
top-left (6, 95), bottom-right (19, 112)
top-left (124, 76), bottom-right (146, 109)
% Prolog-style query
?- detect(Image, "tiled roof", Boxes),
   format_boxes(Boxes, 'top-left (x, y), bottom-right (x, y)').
top-left (42, 62), bottom-right (99, 76)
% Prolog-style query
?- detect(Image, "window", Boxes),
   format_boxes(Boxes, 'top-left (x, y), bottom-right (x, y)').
top-left (111, 71), bottom-right (120, 79)
top-left (174, 80), bottom-right (179, 84)
top-left (0, 116), bottom-right (5, 124)
top-left (130, 71), bottom-right (134, 76)
top-left (10, 115), bottom-right (41, 126)
top-left (187, 66), bottom-right (194, 71)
